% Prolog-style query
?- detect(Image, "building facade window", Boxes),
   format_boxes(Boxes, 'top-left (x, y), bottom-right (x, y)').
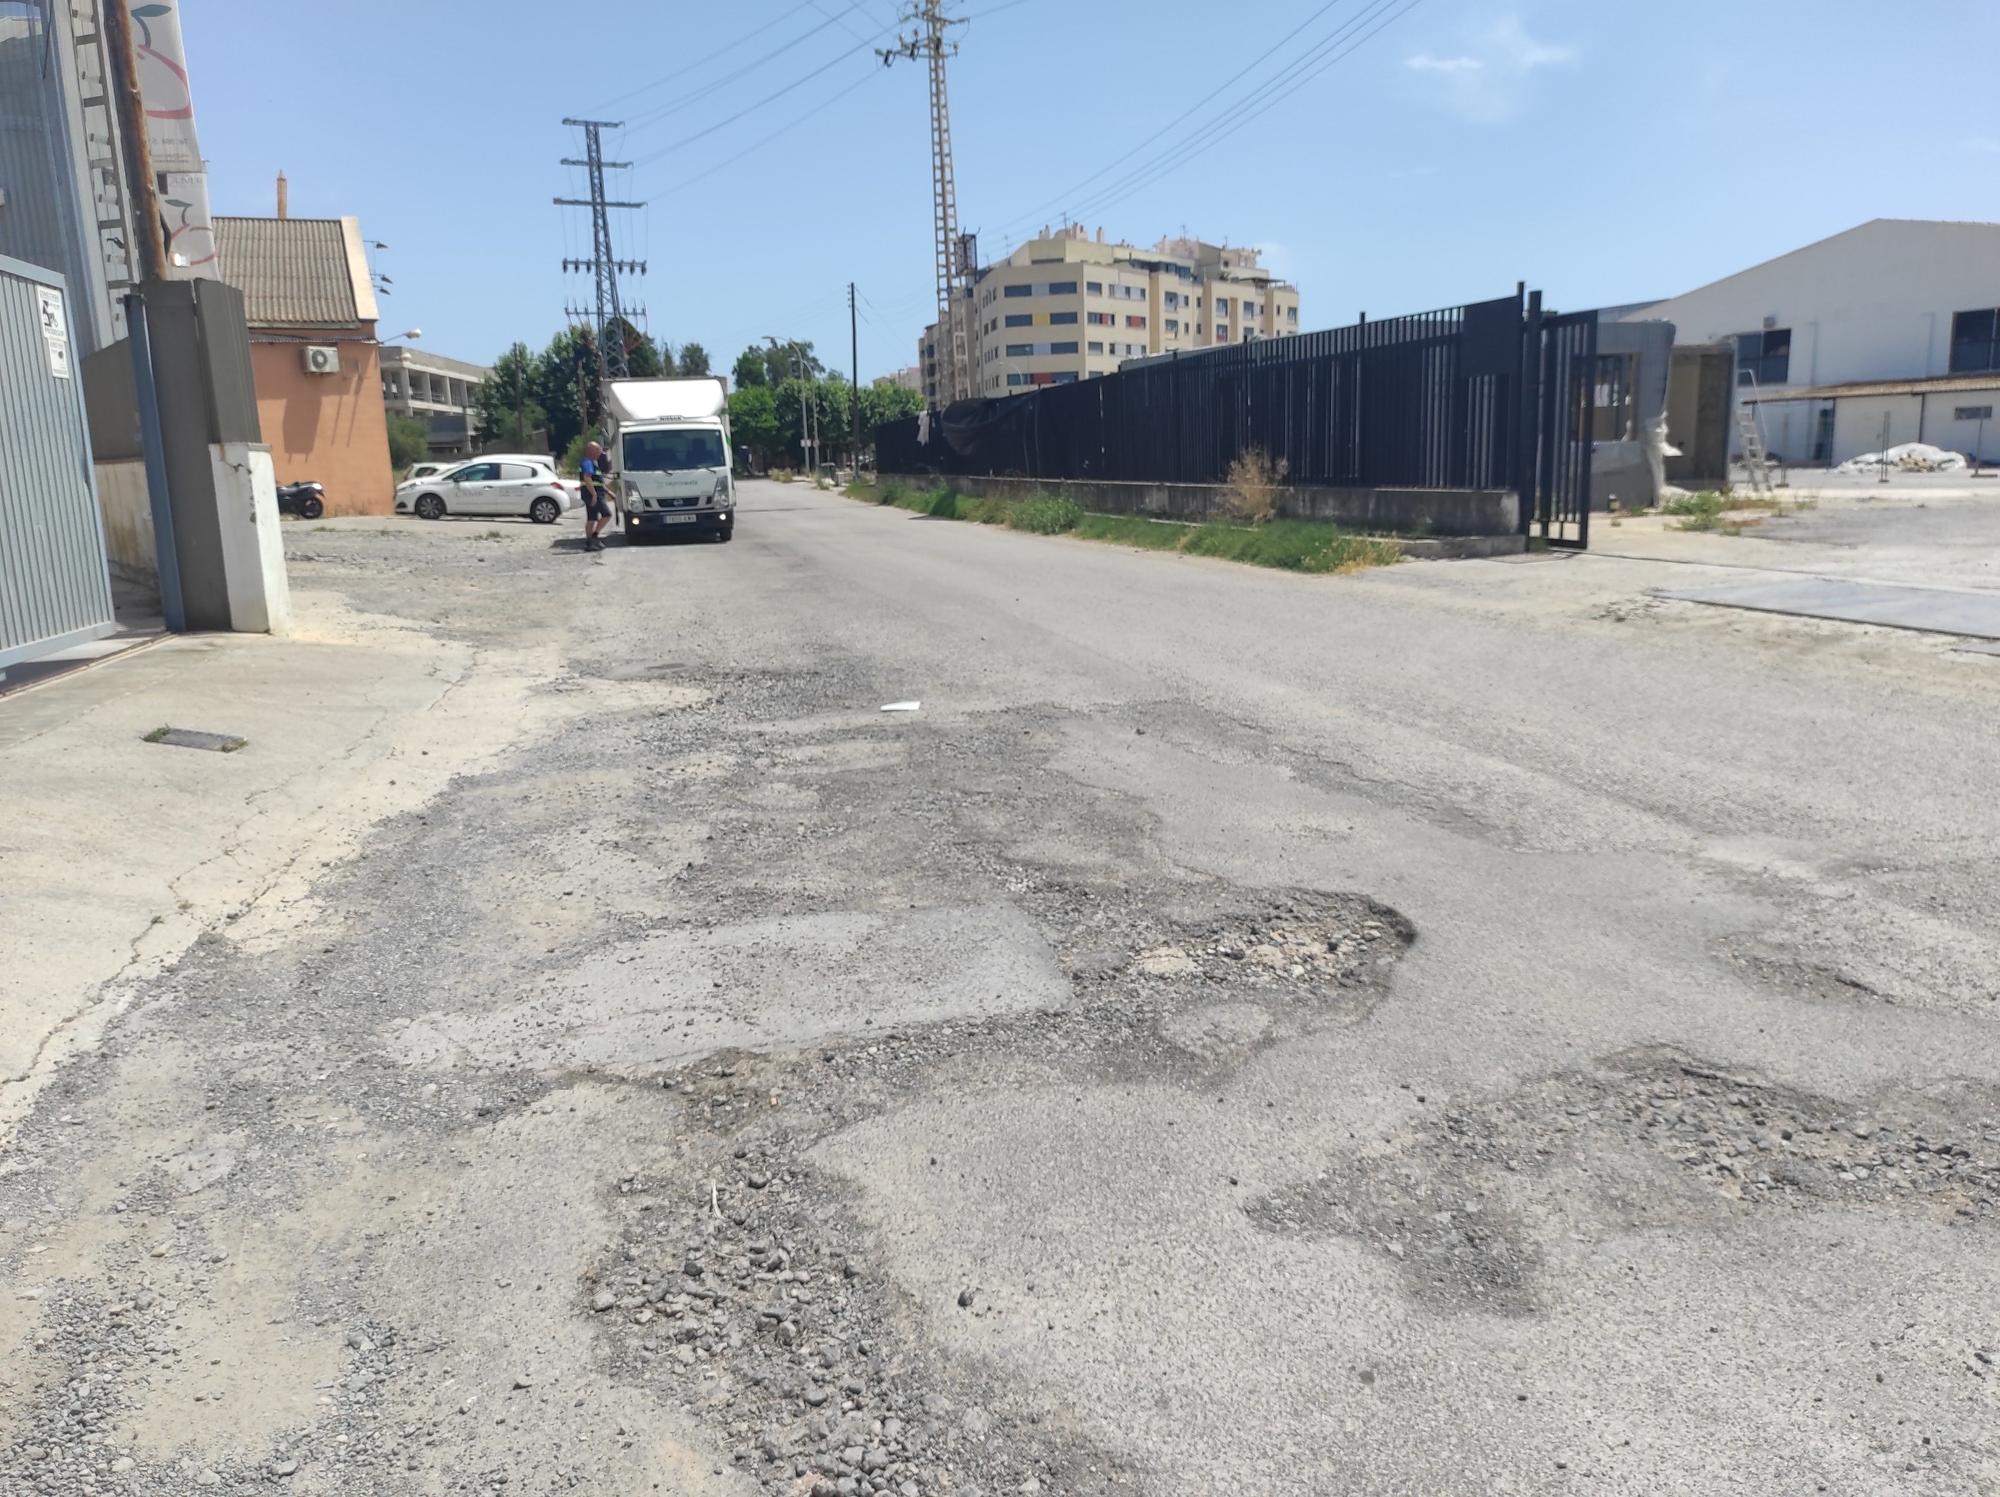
top-left (1006, 343), bottom-right (1032, 357)
top-left (1005, 313), bottom-right (1031, 328)
top-left (1087, 311), bottom-right (1113, 326)
top-left (1126, 315), bottom-right (1146, 328)
top-left (1087, 280), bottom-right (1103, 294)
top-left (1950, 309), bottom-right (2000, 374)
top-left (1053, 372), bottom-right (1079, 384)
top-left (1049, 311), bottom-right (1078, 325)
top-left (1215, 297), bottom-right (1231, 316)
top-left (1165, 319), bottom-right (1179, 335)
top-left (1049, 280), bottom-right (1078, 295)
top-left (1734, 328), bottom-right (1791, 386)
top-left (1004, 284), bottom-right (1032, 298)
top-left (1052, 340), bottom-right (1079, 354)
top-left (1087, 341), bottom-right (1104, 354)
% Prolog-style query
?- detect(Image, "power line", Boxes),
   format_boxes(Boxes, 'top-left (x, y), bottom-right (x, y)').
top-left (595, 0), bottom-right (824, 110)
top-left (991, 0), bottom-right (1353, 242)
top-left (648, 65), bottom-right (882, 194)
top-left (996, 0), bottom-right (1419, 243)
top-left (630, 20), bottom-right (903, 166)
top-left (623, 0), bottom-right (872, 131)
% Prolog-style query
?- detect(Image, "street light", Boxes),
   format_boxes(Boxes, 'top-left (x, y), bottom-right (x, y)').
top-left (765, 334), bottom-right (813, 475)
top-left (382, 328), bottom-right (422, 344)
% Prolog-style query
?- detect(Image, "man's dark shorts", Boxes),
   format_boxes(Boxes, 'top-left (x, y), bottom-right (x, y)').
top-left (586, 497), bottom-right (612, 523)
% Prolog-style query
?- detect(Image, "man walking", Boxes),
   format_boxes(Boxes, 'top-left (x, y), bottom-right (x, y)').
top-left (579, 441), bottom-right (614, 552)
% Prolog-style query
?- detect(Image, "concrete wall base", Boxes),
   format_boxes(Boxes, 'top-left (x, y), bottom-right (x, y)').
top-left (881, 472), bottom-right (1519, 537)
top-left (95, 457), bottom-right (157, 587)
top-left (211, 442), bottom-right (291, 635)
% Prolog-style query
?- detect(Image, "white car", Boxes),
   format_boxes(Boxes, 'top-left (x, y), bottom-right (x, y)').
top-left (396, 459), bottom-right (575, 524)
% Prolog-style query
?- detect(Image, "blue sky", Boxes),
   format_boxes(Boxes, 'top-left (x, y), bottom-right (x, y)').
top-left (185, 0), bottom-right (1998, 380)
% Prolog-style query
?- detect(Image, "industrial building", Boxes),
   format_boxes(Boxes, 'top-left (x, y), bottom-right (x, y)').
top-left (1617, 219), bottom-right (2000, 466)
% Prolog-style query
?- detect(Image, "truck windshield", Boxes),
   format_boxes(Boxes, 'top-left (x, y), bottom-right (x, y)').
top-left (624, 429), bottom-right (725, 472)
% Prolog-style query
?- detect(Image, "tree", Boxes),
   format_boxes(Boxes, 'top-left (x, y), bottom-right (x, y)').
top-left (734, 339), bottom-right (823, 391)
top-left (474, 342), bottom-right (548, 452)
top-left (386, 414), bottom-right (429, 472)
top-left (533, 328), bottom-right (602, 456)
top-left (860, 381), bottom-right (924, 433)
top-left (678, 342), bottom-right (711, 377)
top-left (727, 384), bottom-right (782, 470)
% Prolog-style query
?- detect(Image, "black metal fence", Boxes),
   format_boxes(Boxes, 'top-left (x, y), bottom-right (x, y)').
top-left (875, 287), bottom-right (1598, 546)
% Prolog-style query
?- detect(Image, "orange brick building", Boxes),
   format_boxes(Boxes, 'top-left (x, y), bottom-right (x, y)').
top-left (214, 216), bottom-right (393, 516)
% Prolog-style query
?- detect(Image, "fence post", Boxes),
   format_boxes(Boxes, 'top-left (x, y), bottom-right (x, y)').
top-left (1517, 288), bottom-right (1543, 538)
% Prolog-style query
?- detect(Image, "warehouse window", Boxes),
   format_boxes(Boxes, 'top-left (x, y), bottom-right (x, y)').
top-left (1734, 328), bottom-right (1791, 386)
top-left (1950, 309), bottom-right (2000, 374)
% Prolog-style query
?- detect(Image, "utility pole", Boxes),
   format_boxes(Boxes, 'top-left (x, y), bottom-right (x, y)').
top-left (555, 119), bottom-right (646, 384)
top-left (849, 282), bottom-right (862, 473)
top-left (880, 1), bottom-right (971, 407)
top-left (102, 0), bottom-right (165, 283)
top-left (103, 0), bottom-right (185, 632)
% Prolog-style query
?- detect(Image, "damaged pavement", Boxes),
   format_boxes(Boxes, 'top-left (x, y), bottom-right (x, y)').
top-left (3, 485), bottom-right (1998, 1495)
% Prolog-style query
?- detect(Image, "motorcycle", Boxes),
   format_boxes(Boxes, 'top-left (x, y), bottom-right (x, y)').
top-left (277, 481), bottom-right (326, 520)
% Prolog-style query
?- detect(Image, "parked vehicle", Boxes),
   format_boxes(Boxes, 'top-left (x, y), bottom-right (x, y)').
top-left (605, 377), bottom-right (734, 543)
top-left (405, 462), bottom-right (453, 484)
top-left (276, 480), bottom-right (325, 520)
top-left (395, 459), bottom-right (573, 524)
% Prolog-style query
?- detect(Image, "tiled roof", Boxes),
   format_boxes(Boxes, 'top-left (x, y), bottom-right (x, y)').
top-left (213, 217), bottom-right (364, 327)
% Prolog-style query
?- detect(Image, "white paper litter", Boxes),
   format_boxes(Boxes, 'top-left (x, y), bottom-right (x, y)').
top-left (1837, 441), bottom-right (1968, 474)
top-left (880, 701), bottom-right (921, 713)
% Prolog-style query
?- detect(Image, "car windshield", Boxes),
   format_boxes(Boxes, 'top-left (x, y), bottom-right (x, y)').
top-left (624, 429), bottom-right (725, 472)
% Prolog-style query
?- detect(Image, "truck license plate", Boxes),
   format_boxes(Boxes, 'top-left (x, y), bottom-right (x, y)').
top-left (661, 514), bottom-right (696, 524)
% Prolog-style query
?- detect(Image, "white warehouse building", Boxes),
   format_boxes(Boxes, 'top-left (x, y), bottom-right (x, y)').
top-left (1620, 218), bottom-right (2000, 467)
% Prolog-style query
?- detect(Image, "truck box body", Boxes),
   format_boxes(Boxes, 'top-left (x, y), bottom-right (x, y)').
top-left (604, 376), bottom-right (735, 540)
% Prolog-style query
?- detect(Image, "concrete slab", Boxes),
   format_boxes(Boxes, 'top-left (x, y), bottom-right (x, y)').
top-left (1657, 575), bottom-right (2000, 640)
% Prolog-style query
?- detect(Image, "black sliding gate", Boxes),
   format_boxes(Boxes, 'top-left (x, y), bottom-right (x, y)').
top-left (1527, 305), bottom-right (1597, 549)
top-left (875, 287), bottom-right (1598, 548)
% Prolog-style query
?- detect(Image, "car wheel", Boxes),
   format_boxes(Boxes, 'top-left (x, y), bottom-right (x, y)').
top-left (300, 495), bottom-right (325, 520)
top-left (530, 496), bottom-right (561, 525)
top-left (414, 494), bottom-right (446, 521)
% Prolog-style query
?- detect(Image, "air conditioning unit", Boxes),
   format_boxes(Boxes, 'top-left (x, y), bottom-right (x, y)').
top-left (301, 344), bottom-right (340, 375)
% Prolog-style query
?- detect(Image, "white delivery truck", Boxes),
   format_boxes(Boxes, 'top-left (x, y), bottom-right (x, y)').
top-left (604, 376), bottom-right (736, 543)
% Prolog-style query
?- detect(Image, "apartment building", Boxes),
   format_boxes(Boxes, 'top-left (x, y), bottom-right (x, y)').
top-left (919, 226), bottom-right (1302, 402)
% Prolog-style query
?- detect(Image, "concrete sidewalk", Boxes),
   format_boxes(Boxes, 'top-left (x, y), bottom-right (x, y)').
top-left (0, 584), bottom-right (558, 1134)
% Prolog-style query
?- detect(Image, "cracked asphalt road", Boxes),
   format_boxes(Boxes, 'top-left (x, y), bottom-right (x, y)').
top-left (4, 481), bottom-right (1998, 1496)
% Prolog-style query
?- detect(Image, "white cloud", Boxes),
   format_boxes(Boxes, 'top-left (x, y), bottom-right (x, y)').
top-left (1404, 14), bottom-right (1578, 123)
top-left (1406, 54), bottom-right (1483, 73)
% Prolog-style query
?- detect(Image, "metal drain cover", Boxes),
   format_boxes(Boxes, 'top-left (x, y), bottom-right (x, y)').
top-left (144, 726), bottom-right (246, 753)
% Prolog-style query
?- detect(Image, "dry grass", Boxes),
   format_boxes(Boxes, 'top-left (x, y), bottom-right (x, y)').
top-left (1223, 447), bottom-right (1280, 525)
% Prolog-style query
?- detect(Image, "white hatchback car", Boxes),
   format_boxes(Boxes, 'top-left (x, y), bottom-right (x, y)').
top-left (396, 459), bottom-right (575, 524)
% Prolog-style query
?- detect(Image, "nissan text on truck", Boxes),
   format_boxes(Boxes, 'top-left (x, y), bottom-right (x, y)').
top-left (605, 376), bottom-right (736, 544)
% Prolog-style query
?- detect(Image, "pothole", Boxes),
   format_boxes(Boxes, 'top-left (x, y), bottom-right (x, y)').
top-left (587, 1149), bottom-right (1143, 1497)
top-left (1247, 1048), bottom-right (2000, 1316)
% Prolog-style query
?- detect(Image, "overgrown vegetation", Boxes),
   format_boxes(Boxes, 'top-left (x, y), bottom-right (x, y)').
top-left (386, 415), bottom-right (429, 473)
top-left (852, 481), bottom-right (1400, 575)
top-left (1224, 446), bottom-right (1280, 524)
top-left (1664, 491), bottom-right (1729, 530)
top-left (1662, 489), bottom-right (1816, 534)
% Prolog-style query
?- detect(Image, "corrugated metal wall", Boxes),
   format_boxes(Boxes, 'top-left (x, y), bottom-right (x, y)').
top-left (0, 5), bottom-right (119, 357)
top-left (0, 255), bottom-right (115, 668)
